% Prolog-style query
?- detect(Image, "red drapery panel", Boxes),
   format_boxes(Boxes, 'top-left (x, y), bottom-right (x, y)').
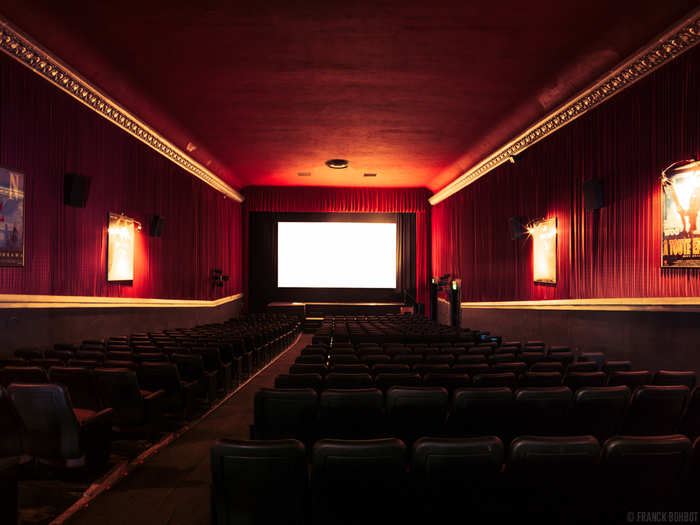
top-left (0, 51), bottom-right (242, 300)
top-left (432, 44), bottom-right (700, 301)
top-left (243, 186), bottom-right (431, 311)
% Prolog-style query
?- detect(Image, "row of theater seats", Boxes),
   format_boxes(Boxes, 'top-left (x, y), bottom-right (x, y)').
top-left (253, 384), bottom-right (700, 446)
top-left (211, 435), bottom-right (700, 524)
top-left (0, 315), bottom-right (301, 522)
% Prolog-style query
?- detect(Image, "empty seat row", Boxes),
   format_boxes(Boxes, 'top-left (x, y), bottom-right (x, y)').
top-left (254, 385), bottom-right (700, 445)
top-left (211, 434), bottom-right (699, 525)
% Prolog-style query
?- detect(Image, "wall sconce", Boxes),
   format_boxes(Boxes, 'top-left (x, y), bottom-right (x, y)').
top-left (528, 217), bottom-right (557, 284)
top-left (108, 213), bottom-right (140, 281)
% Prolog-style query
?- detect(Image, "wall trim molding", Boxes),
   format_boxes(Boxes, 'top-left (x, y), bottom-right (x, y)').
top-left (0, 17), bottom-right (243, 203)
top-left (429, 8), bottom-right (700, 205)
top-left (0, 292), bottom-right (243, 309)
top-left (461, 297), bottom-right (700, 313)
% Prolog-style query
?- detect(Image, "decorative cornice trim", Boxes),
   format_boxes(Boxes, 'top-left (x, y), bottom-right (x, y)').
top-left (0, 292), bottom-right (243, 309)
top-left (460, 297), bottom-right (700, 313)
top-left (429, 9), bottom-right (700, 205)
top-left (0, 18), bottom-right (243, 203)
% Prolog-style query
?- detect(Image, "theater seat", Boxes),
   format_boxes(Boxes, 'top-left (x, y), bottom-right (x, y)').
top-left (653, 370), bottom-right (697, 388)
top-left (274, 373), bottom-right (323, 392)
top-left (622, 385), bottom-right (688, 435)
top-left (139, 362), bottom-right (199, 418)
top-left (564, 371), bottom-right (607, 391)
top-left (171, 353), bottom-right (218, 402)
top-left (0, 366), bottom-right (49, 387)
top-left (509, 436), bottom-right (600, 522)
top-left (8, 383), bottom-right (112, 469)
top-left (375, 372), bottom-right (421, 391)
top-left (324, 372), bottom-right (374, 389)
top-left (608, 370), bottom-right (650, 389)
top-left (603, 360), bottom-right (632, 374)
top-left (296, 355), bottom-right (326, 365)
top-left (253, 388), bottom-right (318, 446)
top-left (569, 386), bottom-right (629, 441)
top-left (473, 372), bottom-right (517, 388)
top-left (529, 362), bottom-right (564, 373)
top-left (210, 439), bottom-right (307, 525)
top-left (319, 388), bottom-right (385, 439)
top-left (289, 363), bottom-right (327, 376)
top-left (371, 364), bottom-right (410, 375)
top-left (329, 364), bottom-right (370, 374)
top-left (601, 435), bottom-right (691, 514)
top-left (567, 361), bottom-right (599, 373)
top-left (681, 387), bottom-right (700, 438)
top-left (411, 436), bottom-right (504, 521)
top-left (360, 354), bottom-right (391, 366)
top-left (518, 371), bottom-right (562, 387)
top-left (311, 438), bottom-right (407, 525)
top-left (49, 367), bottom-right (101, 411)
top-left (422, 373), bottom-right (471, 394)
top-left (514, 387), bottom-right (572, 436)
top-left (491, 362), bottom-right (527, 375)
top-left (385, 386), bottom-right (448, 444)
top-left (448, 388), bottom-right (513, 440)
top-left (0, 387), bottom-right (22, 525)
top-left (94, 368), bottom-right (164, 440)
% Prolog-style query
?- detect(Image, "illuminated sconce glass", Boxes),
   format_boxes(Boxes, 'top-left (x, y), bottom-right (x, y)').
top-left (528, 217), bottom-right (557, 284)
top-left (108, 213), bottom-right (135, 281)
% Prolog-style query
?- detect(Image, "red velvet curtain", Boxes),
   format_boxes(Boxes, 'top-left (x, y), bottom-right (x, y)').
top-left (243, 186), bottom-right (431, 312)
top-left (0, 52), bottom-right (242, 300)
top-left (432, 44), bottom-right (700, 301)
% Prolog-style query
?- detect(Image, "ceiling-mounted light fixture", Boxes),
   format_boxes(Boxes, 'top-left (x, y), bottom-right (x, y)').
top-left (326, 159), bottom-right (349, 169)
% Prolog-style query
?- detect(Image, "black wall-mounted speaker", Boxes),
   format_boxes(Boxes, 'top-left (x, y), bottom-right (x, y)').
top-left (583, 178), bottom-right (604, 210)
top-left (149, 215), bottom-right (166, 237)
top-left (508, 216), bottom-right (527, 239)
top-left (64, 173), bottom-right (90, 207)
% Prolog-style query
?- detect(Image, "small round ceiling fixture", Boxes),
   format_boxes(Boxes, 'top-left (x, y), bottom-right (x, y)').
top-left (325, 158), bottom-right (349, 169)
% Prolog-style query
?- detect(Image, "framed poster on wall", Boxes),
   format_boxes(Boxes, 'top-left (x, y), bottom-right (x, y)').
top-left (662, 159), bottom-right (700, 268)
top-left (0, 167), bottom-right (25, 267)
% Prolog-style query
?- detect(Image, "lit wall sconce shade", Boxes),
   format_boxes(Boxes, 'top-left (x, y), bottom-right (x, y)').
top-left (108, 213), bottom-right (135, 281)
top-left (529, 217), bottom-right (557, 284)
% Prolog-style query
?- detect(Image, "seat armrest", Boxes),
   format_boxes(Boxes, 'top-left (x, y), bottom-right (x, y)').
top-left (80, 407), bottom-right (114, 427)
top-left (143, 389), bottom-right (165, 401)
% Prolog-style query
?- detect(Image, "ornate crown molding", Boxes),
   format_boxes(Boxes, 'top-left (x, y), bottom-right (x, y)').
top-left (0, 18), bottom-right (243, 203)
top-left (429, 9), bottom-right (700, 206)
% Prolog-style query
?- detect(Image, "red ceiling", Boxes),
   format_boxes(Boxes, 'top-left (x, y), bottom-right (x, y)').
top-left (0, 0), bottom-right (697, 192)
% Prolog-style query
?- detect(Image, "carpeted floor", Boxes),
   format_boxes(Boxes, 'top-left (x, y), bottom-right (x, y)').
top-left (65, 333), bottom-right (309, 525)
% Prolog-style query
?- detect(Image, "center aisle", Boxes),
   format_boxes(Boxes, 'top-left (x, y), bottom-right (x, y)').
top-left (68, 333), bottom-right (311, 525)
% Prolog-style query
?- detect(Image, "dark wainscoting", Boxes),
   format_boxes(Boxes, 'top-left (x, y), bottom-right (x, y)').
top-left (0, 297), bottom-right (242, 358)
top-left (461, 307), bottom-right (700, 372)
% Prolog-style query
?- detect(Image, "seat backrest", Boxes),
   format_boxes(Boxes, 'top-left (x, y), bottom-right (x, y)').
top-left (564, 371), bottom-right (607, 391)
top-left (94, 368), bottom-right (146, 426)
top-left (449, 387), bottom-right (514, 440)
top-left (48, 367), bottom-right (100, 411)
top-left (623, 385), bottom-right (688, 435)
top-left (608, 370), bottom-right (651, 389)
top-left (0, 366), bottom-right (49, 387)
top-left (653, 370), bottom-right (697, 388)
top-left (413, 364), bottom-right (450, 376)
top-left (295, 355), bottom-right (326, 365)
top-left (422, 373), bottom-right (472, 393)
top-left (319, 388), bottom-right (385, 439)
top-left (254, 388), bottom-right (318, 444)
top-left (324, 373), bottom-right (374, 389)
top-left (274, 373), bottom-right (323, 391)
top-left (372, 363), bottom-right (411, 375)
top-left (385, 386), bottom-right (448, 443)
top-left (411, 436), bottom-right (503, 480)
top-left (7, 383), bottom-right (82, 459)
top-left (570, 385), bottom-right (630, 441)
top-left (473, 372), bottom-right (517, 388)
top-left (519, 371), bottom-right (562, 387)
top-left (509, 435), bottom-right (600, 470)
top-left (603, 360), bottom-right (632, 374)
top-left (210, 438), bottom-right (307, 525)
top-left (530, 362), bottom-right (564, 373)
top-left (375, 372), bottom-right (422, 391)
top-left (289, 363), bottom-right (328, 376)
top-left (681, 386), bottom-right (700, 439)
top-left (311, 438), bottom-right (407, 524)
top-left (0, 386), bottom-right (23, 457)
top-left (567, 361), bottom-right (599, 373)
top-left (514, 386), bottom-right (573, 436)
top-left (329, 364), bottom-right (370, 374)
top-left (170, 353), bottom-right (205, 381)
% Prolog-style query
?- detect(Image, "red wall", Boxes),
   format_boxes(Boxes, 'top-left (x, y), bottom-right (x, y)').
top-left (432, 45), bottom-right (700, 301)
top-left (0, 52), bottom-right (242, 300)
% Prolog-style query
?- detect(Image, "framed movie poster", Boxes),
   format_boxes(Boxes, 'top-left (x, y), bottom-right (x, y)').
top-left (662, 159), bottom-right (700, 268)
top-left (0, 167), bottom-right (24, 267)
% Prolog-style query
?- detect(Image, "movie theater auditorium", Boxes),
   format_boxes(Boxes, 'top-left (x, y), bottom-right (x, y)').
top-left (0, 2), bottom-right (699, 524)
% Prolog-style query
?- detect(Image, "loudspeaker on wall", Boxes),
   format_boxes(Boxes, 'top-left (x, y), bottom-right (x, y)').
top-left (583, 178), bottom-right (604, 210)
top-left (149, 215), bottom-right (166, 237)
top-left (64, 173), bottom-right (90, 207)
top-left (508, 216), bottom-right (527, 239)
